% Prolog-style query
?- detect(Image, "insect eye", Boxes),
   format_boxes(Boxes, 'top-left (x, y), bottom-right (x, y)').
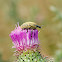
top-left (36, 25), bottom-right (41, 28)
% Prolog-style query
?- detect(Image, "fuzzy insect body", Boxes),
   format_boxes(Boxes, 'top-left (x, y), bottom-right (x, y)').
top-left (20, 22), bottom-right (41, 29)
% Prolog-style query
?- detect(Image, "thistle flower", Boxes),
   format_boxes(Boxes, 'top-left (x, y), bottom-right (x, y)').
top-left (9, 22), bottom-right (49, 62)
top-left (9, 23), bottom-right (39, 52)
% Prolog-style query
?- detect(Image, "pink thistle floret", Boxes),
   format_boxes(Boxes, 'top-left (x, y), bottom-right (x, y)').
top-left (9, 24), bottom-right (39, 52)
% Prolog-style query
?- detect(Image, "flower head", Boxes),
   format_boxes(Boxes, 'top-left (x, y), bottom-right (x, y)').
top-left (9, 22), bottom-right (51, 62)
top-left (9, 23), bottom-right (39, 52)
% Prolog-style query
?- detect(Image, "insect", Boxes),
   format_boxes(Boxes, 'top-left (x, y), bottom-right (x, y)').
top-left (20, 22), bottom-right (41, 29)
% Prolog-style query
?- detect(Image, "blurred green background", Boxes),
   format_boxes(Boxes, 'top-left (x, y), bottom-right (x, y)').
top-left (0, 0), bottom-right (62, 62)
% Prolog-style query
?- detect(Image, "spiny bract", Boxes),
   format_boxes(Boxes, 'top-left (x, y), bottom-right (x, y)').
top-left (18, 50), bottom-right (48, 62)
top-left (20, 22), bottom-right (41, 29)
